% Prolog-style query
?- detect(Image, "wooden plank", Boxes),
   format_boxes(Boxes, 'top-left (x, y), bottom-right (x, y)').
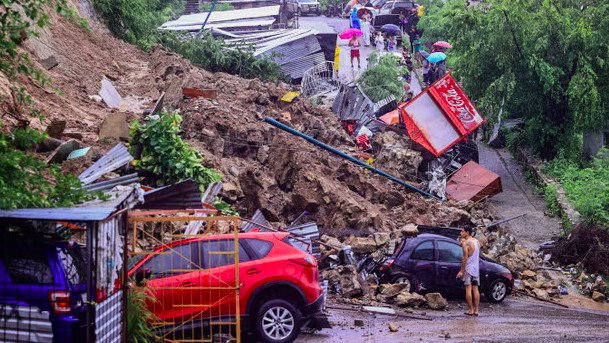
top-left (183, 88), bottom-right (218, 99)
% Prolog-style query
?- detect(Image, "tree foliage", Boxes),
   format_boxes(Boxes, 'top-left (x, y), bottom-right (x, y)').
top-left (130, 112), bottom-right (222, 189)
top-left (92, 0), bottom-right (184, 50)
top-left (0, 128), bottom-right (98, 209)
top-left (159, 31), bottom-right (285, 82)
top-left (358, 52), bottom-right (407, 102)
top-left (545, 150), bottom-right (609, 226)
top-left (418, 0), bottom-right (609, 159)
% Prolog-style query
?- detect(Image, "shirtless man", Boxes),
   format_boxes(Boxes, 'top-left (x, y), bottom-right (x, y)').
top-left (456, 226), bottom-right (480, 316)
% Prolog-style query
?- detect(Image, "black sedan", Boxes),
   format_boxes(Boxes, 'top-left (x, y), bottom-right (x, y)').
top-left (377, 234), bottom-right (514, 302)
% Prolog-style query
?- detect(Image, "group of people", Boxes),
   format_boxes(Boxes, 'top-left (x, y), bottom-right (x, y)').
top-left (346, 1), bottom-right (450, 100)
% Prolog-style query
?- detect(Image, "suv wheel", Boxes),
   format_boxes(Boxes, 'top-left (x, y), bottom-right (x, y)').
top-left (255, 299), bottom-right (302, 343)
top-left (486, 279), bottom-right (508, 303)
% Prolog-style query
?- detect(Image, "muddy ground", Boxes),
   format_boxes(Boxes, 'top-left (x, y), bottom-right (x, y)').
top-left (295, 297), bottom-right (609, 343)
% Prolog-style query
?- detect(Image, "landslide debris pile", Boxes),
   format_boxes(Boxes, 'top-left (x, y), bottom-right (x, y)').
top-left (8, 0), bottom-right (604, 308)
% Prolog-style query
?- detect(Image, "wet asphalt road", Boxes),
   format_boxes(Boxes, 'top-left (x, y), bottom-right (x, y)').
top-left (295, 297), bottom-right (609, 343)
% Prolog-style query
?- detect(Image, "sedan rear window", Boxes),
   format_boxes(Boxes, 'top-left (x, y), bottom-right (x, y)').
top-left (410, 241), bottom-right (434, 261)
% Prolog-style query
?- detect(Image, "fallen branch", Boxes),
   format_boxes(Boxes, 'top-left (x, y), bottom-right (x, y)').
top-left (513, 289), bottom-right (569, 308)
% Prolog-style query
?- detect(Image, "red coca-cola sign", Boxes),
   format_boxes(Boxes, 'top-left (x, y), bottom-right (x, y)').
top-left (399, 73), bottom-right (486, 157)
top-left (428, 74), bottom-right (484, 133)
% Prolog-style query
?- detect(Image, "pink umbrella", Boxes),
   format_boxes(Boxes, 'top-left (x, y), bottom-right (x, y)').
top-left (339, 28), bottom-right (363, 39)
top-left (433, 41), bottom-right (453, 49)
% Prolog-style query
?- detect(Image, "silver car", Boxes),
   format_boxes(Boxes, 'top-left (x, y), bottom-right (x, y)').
top-left (297, 0), bottom-right (322, 15)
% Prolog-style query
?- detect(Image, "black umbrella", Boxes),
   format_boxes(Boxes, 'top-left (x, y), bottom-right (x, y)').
top-left (420, 51), bottom-right (430, 58)
top-left (381, 24), bottom-right (400, 35)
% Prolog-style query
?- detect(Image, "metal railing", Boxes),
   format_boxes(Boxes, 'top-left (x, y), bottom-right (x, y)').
top-left (301, 61), bottom-right (340, 97)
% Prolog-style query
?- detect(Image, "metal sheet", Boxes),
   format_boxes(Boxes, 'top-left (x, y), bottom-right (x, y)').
top-left (83, 173), bottom-right (140, 192)
top-left (241, 209), bottom-right (271, 232)
top-left (280, 52), bottom-right (326, 80)
top-left (161, 5), bottom-right (280, 28)
top-left (286, 222), bottom-right (320, 255)
top-left (0, 207), bottom-right (117, 221)
top-left (162, 18), bottom-right (276, 31)
top-left (139, 179), bottom-right (202, 210)
top-left (446, 161), bottom-right (502, 202)
top-left (78, 144), bottom-right (133, 185)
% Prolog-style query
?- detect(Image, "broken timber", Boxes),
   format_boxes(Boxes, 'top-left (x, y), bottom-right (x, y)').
top-left (326, 304), bottom-right (432, 321)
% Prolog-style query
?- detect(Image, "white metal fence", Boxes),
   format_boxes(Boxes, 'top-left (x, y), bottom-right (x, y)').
top-left (301, 61), bottom-right (340, 97)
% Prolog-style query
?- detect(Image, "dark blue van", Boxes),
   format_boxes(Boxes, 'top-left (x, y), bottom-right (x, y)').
top-left (0, 240), bottom-right (88, 342)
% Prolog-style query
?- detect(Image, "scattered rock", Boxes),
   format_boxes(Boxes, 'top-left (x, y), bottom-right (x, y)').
top-left (354, 319), bottom-right (364, 327)
top-left (98, 112), bottom-right (130, 140)
top-left (388, 323), bottom-right (398, 332)
top-left (45, 119), bottom-right (66, 139)
top-left (400, 224), bottom-right (419, 236)
top-left (395, 291), bottom-right (426, 308)
top-left (425, 292), bottom-right (448, 310)
top-left (592, 291), bottom-right (606, 302)
top-left (532, 288), bottom-right (550, 301)
top-left (521, 270), bottom-right (537, 279)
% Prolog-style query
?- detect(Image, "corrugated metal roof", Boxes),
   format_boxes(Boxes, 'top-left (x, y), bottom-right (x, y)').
top-left (162, 18), bottom-right (276, 31)
top-left (161, 5), bottom-right (280, 29)
top-left (83, 173), bottom-right (140, 192)
top-left (281, 52), bottom-right (326, 80)
top-left (0, 207), bottom-right (118, 221)
top-left (286, 222), bottom-right (320, 255)
top-left (241, 209), bottom-right (271, 232)
top-left (254, 30), bottom-right (318, 57)
top-left (78, 144), bottom-right (133, 185)
top-left (139, 179), bottom-right (202, 210)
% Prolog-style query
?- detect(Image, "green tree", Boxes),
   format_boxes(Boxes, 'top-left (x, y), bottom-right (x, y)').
top-left (418, 0), bottom-right (609, 160)
top-left (358, 52), bottom-right (408, 102)
top-left (130, 112), bottom-right (222, 189)
top-left (92, 0), bottom-right (184, 50)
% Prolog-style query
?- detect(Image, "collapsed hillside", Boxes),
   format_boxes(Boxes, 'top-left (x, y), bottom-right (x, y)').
top-left (0, 1), bottom-right (494, 237)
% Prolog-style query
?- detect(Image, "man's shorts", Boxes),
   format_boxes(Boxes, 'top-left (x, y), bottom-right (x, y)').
top-left (463, 272), bottom-right (480, 286)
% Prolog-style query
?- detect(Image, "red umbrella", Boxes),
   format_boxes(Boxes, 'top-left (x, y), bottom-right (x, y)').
top-left (433, 41), bottom-right (453, 49)
top-left (357, 7), bottom-right (373, 19)
top-left (339, 28), bottom-right (363, 39)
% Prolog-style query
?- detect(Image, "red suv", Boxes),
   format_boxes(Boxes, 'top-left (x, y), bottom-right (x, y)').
top-left (128, 232), bottom-right (325, 343)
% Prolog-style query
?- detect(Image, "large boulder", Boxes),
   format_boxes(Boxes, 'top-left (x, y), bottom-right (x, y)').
top-left (377, 283), bottom-right (410, 301)
top-left (349, 236), bottom-right (377, 254)
top-left (338, 266), bottom-right (363, 298)
top-left (425, 292), bottom-right (448, 310)
top-left (395, 291), bottom-right (426, 308)
top-left (374, 232), bottom-right (391, 247)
